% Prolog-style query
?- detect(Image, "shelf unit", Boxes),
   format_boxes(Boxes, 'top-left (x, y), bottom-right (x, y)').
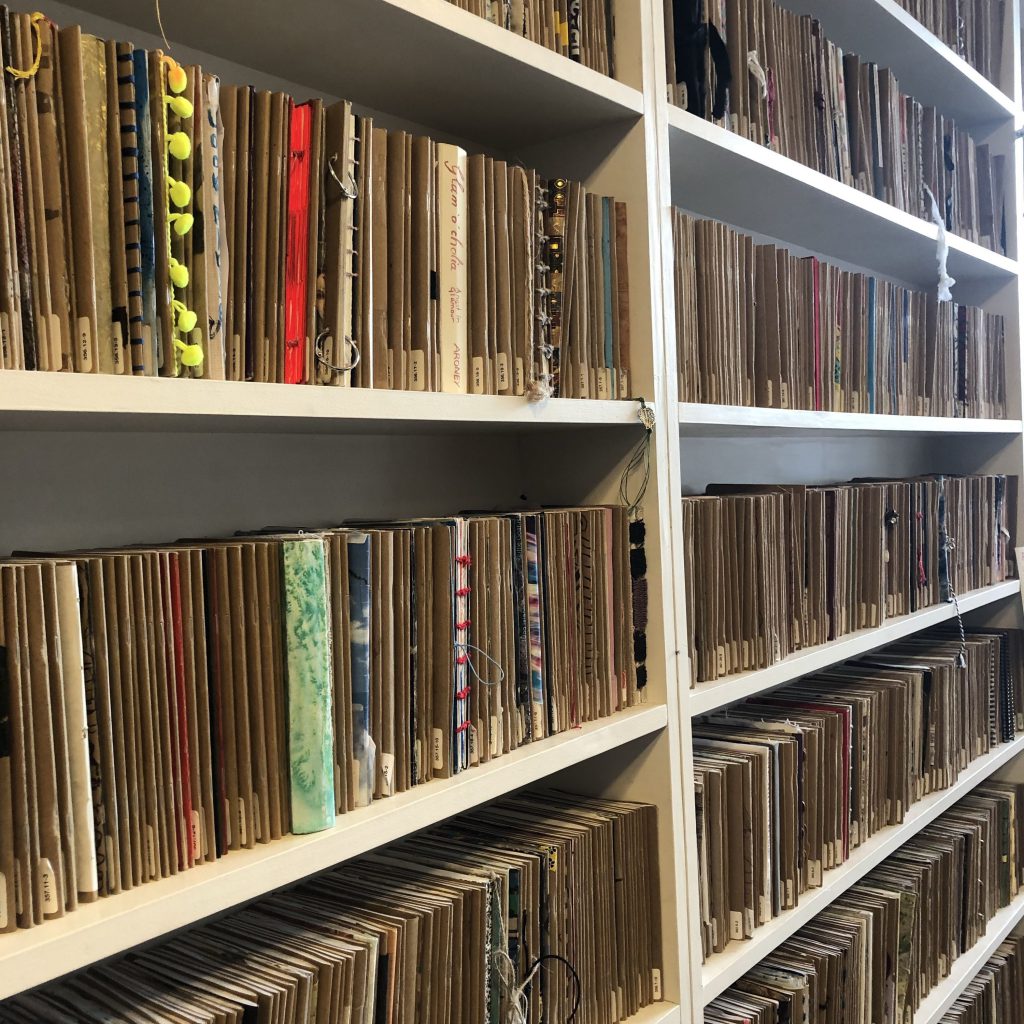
top-left (656, 0), bottom-right (1024, 1018)
top-left (0, 0), bottom-right (1022, 1021)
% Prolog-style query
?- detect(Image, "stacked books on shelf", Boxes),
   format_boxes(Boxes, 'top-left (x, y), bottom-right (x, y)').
top-left (0, 8), bottom-right (631, 396)
top-left (673, 212), bottom-right (1007, 416)
top-left (0, 791), bottom-right (665, 1022)
top-left (448, 0), bottom-right (616, 75)
top-left (704, 780), bottom-right (1024, 1023)
top-left (695, 625), bottom-right (1023, 957)
top-left (664, 0), bottom-right (1007, 252)
top-left (895, 0), bottom-right (1006, 85)
top-left (680, 474), bottom-right (1016, 684)
top-left (941, 932), bottom-right (1024, 1024)
top-left (0, 505), bottom-right (644, 930)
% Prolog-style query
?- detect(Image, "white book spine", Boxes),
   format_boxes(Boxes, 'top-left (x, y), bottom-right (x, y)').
top-left (437, 144), bottom-right (468, 394)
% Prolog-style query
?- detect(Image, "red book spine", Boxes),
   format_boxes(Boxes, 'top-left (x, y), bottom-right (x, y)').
top-left (284, 102), bottom-right (312, 385)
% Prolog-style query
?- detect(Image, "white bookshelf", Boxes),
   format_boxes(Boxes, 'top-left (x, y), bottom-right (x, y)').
top-left (656, 0), bottom-right (1024, 1019)
top-left (0, 0), bottom-right (1022, 1020)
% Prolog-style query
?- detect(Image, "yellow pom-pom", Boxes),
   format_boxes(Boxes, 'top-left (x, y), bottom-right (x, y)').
top-left (176, 308), bottom-right (198, 334)
top-left (169, 259), bottom-right (189, 289)
top-left (166, 94), bottom-right (193, 118)
top-left (174, 338), bottom-right (204, 367)
top-left (170, 212), bottom-right (194, 236)
top-left (167, 131), bottom-right (191, 161)
top-left (168, 178), bottom-right (191, 207)
top-left (167, 63), bottom-right (187, 94)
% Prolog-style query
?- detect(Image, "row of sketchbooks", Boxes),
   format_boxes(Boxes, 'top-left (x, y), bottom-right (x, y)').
top-left (0, 8), bottom-right (631, 397)
top-left (0, 791), bottom-right (665, 1024)
top-left (0, 504), bottom-right (646, 931)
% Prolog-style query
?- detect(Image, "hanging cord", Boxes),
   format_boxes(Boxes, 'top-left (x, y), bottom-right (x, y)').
top-left (923, 184), bottom-right (956, 301)
top-left (944, 533), bottom-right (968, 668)
top-left (454, 641), bottom-right (506, 688)
top-left (154, 0), bottom-right (172, 52)
top-left (619, 398), bottom-right (655, 517)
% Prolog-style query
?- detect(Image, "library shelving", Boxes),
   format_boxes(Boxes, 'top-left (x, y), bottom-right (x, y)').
top-left (0, 0), bottom-right (1023, 1021)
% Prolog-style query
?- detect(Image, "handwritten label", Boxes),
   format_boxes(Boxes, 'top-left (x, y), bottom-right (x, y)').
top-left (410, 349), bottom-right (425, 391)
top-left (472, 356), bottom-right (484, 393)
top-left (191, 810), bottom-right (202, 861)
top-left (514, 357), bottom-right (524, 394)
top-left (77, 316), bottom-right (91, 369)
top-left (729, 910), bottom-right (743, 940)
top-left (531, 702), bottom-right (544, 740)
top-left (40, 858), bottom-right (58, 914)
top-left (618, 371), bottom-right (628, 398)
top-left (380, 753), bottom-right (395, 796)
top-left (468, 724), bottom-right (479, 765)
top-left (497, 352), bottom-right (510, 392)
top-left (236, 800), bottom-right (247, 848)
top-left (432, 728), bottom-right (444, 771)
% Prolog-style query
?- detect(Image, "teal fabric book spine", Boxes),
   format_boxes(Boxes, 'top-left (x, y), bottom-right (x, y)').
top-left (282, 537), bottom-right (335, 834)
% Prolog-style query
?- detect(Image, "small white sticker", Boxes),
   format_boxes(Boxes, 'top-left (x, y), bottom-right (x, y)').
top-left (759, 894), bottom-right (770, 923)
top-left (514, 357), bottom-right (524, 394)
top-left (729, 910), bottom-right (743, 940)
top-left (490, 716), bottom-right (499, 757)
top-left (380, 752), bottom-right (395, 796)
top-left (236, 800), bottom-right (247, 848)
top-left (432, 728), bottom-right (444, 770)
top-left (191, 810), bottom-right (202, 860)
top-left (410, 349), bottom-right (425, 391)
top-left (808, 860), bottom-right (822, 886)
top-left (469, 723), bottom-right (480, 766)
top-left (496, 352), bottom-right (510, 391)
top-left (471, 356), bottom-right (484, 393)
top-left (531, 702), bottom-right (545, 740)
top-left (652, 969), bottom-right (662, 1001)
top-left (40, 858), bottom-right (58, 914)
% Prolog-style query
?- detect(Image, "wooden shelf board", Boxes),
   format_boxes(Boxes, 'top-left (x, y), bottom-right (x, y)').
top-left (667, 108), bottom-right (1018, 290)
top-left (57, 0), bottom-right (642, 148)
top-left (0, 704), bottom-right (667, 1000)
top-left (785, 0), bottom-right (1019, 126)
top-left (679, 404), bottom-right (1023, 439)
top-left (701, 733), bottom-right (1024, 1004)
top-left (915, 895), bottom-right (1024, 1024)
top-left (622, 1003), bottom-right (682, 1024)
top-left (0, 372), bottom-right (649, 434)
top-left (690, 581), bottom-right (1022, 715)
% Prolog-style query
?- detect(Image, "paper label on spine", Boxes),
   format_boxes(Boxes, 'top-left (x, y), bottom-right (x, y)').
top-left (77, 316), bottom-right (92, 370)
top-left (471, 356), bottom-right (484, 393)
top-left (618, 371), bottom-right (628, 398)
top-left (651, 970), bottom-right (662, 1001)
top-left (490, 715), bottom-right (499, 757)
top-left (191, 811), bottom-right (202, 860)
top-left (0, 311), bottom-right (9, 362)
top-left (0, 872), bottom-right (6, 928)
top-left (729, 910), bottom-right (743, 940)
top-left (597, 368), bottom-right (611, 398)
top-left (514, 357), bottom-right (524, 394)
top-left (468, 724), bottom-right (479, 765)
top-left (40, 859), bottom-right (58, 914)
top-left (785, 878), bottom-right (794, 906)
top-left (496, 352), bottom-right (509, 392)
top-left (432, 728), bottom-right (444, 770)
top-left (380, 753), bottom-right (395, 796)
top-left (808, 860), bottom-right (822, 886)
top-left (531, 702), bottom-right (544, 740)
top-left (236, 800), bottom-right (247, 848)
top-left (410, 349), bottom-right (425, 391)
top-left (112, 321), bottom-right (124, 372)
top-left (48, 313), bottom-right (61, 370)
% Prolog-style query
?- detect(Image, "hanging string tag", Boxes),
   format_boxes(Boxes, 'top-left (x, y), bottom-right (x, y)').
top-left (619, 398), bottom-right (654, 517)
top-left (923, 184), bottom-right (956, 301)
top-left (5, 12), bottom-right (45, 80)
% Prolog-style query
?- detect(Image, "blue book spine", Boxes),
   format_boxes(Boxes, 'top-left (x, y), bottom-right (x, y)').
top-left (132, 50), bottom-right (158, 373)
top-left (346, 532), bottom-right (374, 808)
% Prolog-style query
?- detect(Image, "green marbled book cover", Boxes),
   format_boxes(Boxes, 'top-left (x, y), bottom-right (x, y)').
top-left (282, 537), bottom-right (336, 834)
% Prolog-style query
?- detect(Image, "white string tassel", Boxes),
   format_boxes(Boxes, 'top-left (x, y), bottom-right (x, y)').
top-left (924, 184), bottom-right (956, 301)
top-left (747, 50), bottom-right (768, 98)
